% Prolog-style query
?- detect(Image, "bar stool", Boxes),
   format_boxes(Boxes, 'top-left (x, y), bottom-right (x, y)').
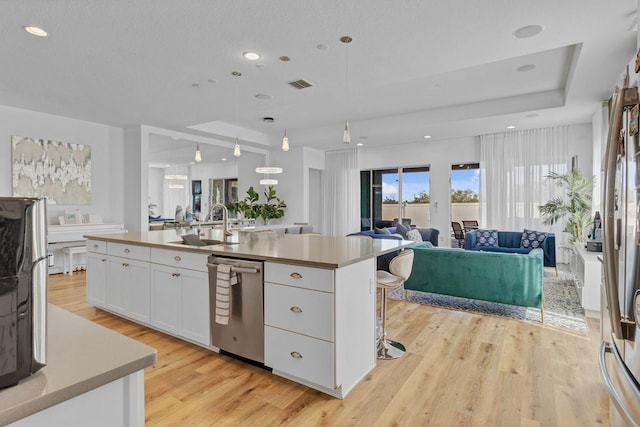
top-left (376, 249), bottom-right (414, 359)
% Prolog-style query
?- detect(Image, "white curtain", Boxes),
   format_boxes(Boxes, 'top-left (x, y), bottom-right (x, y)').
top-left (480, 126), bottom-right (570, 263)
top-left (321, 149), bottom-right (360, 236)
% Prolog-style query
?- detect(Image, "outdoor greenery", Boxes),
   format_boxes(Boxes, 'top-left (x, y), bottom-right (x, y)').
top-left (227, 186), bottom-right (287, 223)
top-left (451, 189), bottom-right (479, 203)
top-left (383, 189), bottom-right (478, 204)
top-left (538, 169), bottom-right (594, 245)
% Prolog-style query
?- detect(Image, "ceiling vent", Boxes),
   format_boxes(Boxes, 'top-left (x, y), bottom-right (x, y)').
top-left (288, 79), bottom-right (313, 90)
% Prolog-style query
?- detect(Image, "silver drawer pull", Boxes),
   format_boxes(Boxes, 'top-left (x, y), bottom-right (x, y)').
top-left (172, 272), bottom-right (181, 277)
top-left (290, 306), bottom-right (303, 313)
top-left (124, 248), bottom-right (130, 253)
top-left (174, 255), bottom-right (182, 261)
top-left (290, 272), bottom-right (303, 279)
top-left (122, 263), bottom-right (129, 267)
top-left (290, 351), bottom-right (303, 359)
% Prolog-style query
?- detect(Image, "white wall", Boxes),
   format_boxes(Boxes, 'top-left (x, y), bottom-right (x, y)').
top-left (0, 105), bottom-right (125, 225)
top-left (148, 167), bottom-right (164, 217)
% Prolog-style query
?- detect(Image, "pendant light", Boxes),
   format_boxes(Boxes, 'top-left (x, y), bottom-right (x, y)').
top-left (233, 137), bottom-right (241, 157)
top-left (280, 56), bottom-right (291, 151)
top-left (195, 144), bottom-right (202, 162)
top-left (341, 36), bottom-right (352, 144)
top-left (282, 129), bottom-right (290, 152)
top-left (232, 71), bottom-right (242, 157)
top-left (256, 118), bottom-right (282, 184)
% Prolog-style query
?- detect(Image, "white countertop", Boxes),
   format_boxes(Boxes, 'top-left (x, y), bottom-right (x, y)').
top-left (0, 305), bottom-right (157, 425)
top-left (85, 229), bottom-right (413, 269)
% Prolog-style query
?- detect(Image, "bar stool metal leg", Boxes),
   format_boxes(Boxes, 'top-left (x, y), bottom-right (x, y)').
top-left (376, 286), bottom-right (406, 359)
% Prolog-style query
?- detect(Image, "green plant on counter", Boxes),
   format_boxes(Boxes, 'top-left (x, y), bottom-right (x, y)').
top-left (227, 186), bottom-right (286, 223)
top-left (538, 168), bottom-right (594, 246)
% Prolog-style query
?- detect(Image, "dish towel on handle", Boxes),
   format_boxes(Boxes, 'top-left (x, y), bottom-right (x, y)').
top-left (215, 264), bottom-right (238, 325)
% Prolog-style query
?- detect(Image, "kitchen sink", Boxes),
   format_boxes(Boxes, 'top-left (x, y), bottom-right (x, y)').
top-left (169, 239), bottom-right (240, 246)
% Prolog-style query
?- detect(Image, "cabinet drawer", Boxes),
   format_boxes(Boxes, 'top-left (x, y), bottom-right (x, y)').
top-left (107, 242), bottom-right (150, 262)
top-left (265, 326), bottom-right (335, 389)
top-left (264, 283), bottom-right (333, 341)
top-left (86, 239), bottom-right (107, 254)
top-left (151, 248), bottom-right (208, 272)
top-left (264, 262), bottom-right (334, 292)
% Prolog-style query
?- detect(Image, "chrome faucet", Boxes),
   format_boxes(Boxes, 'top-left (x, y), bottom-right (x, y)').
top-left (209, 203), bottom-right (233, 241)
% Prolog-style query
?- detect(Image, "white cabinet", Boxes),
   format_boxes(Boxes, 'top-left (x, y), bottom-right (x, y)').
top-left (86, 241), bottom-right (108, 307)
top-left (149, 250), bottom-right (210, 347)
top-left (178, 269), bottom-right (210, 345)
top-left (86, 241), bottom-right (211, 348)
top-left (571, 242), bottom-right (602, 317)
top-left (108, 257), bottom-right (150, 323)
top-left (149, 265), bottom-right (179, 334)
top-left (263, 259), bottom-right (375, 399)
top-left (103, 242), bottom-right (151, 322)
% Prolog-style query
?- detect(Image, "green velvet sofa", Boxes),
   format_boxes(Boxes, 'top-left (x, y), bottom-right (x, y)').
top-left (404, 242), bottom-right (544, 310)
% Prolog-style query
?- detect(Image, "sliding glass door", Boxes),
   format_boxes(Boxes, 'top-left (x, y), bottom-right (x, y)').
top-left (361, 166), bottom-right (430, 230)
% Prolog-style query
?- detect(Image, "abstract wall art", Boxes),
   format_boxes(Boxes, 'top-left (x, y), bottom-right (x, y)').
top-left (11, 136), bottom-right (92, 205)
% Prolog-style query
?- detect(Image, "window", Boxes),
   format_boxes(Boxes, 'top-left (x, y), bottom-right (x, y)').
top-left (451, 163), bottom-right (480, 230)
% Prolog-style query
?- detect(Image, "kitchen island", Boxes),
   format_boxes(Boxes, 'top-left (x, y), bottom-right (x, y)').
top-left (83, 228), bottom-right (411, 398)
top-left (0, 305), bottom-right (156, 426)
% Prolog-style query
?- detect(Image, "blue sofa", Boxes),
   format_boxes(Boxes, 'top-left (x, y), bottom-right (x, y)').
top-left (348, 227), bottom-right (439, 271)
top-left (464, 230), bottom-right (556, 268)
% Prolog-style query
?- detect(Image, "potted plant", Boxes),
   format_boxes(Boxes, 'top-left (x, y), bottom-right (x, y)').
top-left (538, 168), bottom-right (594, 246)
top-left (228, 186), bottom-right (286, 224)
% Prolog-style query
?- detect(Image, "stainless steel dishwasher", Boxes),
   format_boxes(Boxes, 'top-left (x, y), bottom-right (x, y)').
top-left (207, 256), bottom-right (264, 363)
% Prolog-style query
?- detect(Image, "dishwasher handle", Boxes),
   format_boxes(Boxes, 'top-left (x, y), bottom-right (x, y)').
top-left (206, 263), bottom-right (260, 274)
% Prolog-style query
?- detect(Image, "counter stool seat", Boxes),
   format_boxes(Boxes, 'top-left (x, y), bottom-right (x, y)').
top-left (376, 249), bottom-right (414, 360)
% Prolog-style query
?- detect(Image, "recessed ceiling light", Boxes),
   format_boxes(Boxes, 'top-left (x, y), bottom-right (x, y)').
top-left (513, 25), bottom-right (544, 39)
top-left (231, 71), bottom-right (242, 77)
top-left (24, 26), bottom-right (47, 37)
top-left (423, 135), bottom-right (432, 139)
top-left (221, 158), bottom-right (227, 161)
top-left (255, 93), bottom-right (273, 100)
top-left (506, 125), bottom-right (516, 129)
top-left (243, 51), bottom-right (261, 61)
top-left (517, 64), bottom-right (536, 72)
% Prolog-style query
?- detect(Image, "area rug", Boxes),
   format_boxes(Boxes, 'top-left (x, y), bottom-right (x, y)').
top-left (388, 270), bottom-right (588, 332)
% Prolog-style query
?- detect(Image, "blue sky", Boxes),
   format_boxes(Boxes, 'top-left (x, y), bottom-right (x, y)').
top-left (382, 169), bottom-right (479, 201)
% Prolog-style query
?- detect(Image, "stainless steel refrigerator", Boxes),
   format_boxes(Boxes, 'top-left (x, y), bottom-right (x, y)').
top-left (0, 197), bottom-right (47, 388)
top-left (601, 84), bottom-right (640, 426)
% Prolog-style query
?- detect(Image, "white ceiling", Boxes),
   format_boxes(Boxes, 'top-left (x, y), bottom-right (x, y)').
top-left (1, 0), bottom-right (637, 163)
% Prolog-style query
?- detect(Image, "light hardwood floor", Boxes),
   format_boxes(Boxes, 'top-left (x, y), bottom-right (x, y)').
top-left (48, 272), bottom-right (609, 426)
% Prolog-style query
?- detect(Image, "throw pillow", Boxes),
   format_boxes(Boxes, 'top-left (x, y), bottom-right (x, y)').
top-left (520, 229), bottom-right (547, 249)
top-left (375, 227), bottom-right (391, 235)
top-left (395, 222), bottom-right (410, 238)
top-left (406, 228), bottom-right (423, 242)
top-left (475, 229), bottom-right (499, 247)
